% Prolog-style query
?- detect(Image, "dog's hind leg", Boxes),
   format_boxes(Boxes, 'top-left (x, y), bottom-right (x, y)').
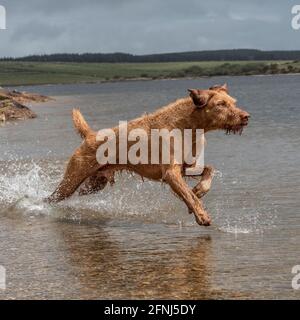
top-left (164, 166), bottom-right (211, 226)
top-left (47, 152), bottom-right (99, 203)
top-left (78, 170), bottom-right (115, 196)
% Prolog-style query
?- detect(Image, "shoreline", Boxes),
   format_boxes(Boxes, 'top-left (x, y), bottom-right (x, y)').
top-left (1, 60), bottom-right (300, 87)
top-left (0, 89), bottom-right (50, 123)
top-left (3, 72), bottom-right (300, 88)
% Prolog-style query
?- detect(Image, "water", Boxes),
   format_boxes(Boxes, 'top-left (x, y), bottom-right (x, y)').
top-left (0, 75), bottom-right (299, 299)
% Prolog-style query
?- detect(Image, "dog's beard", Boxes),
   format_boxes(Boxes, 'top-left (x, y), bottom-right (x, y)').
top-left (224, 124), bottom-right (245, 135)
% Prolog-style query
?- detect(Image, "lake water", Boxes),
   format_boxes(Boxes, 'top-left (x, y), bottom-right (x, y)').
top-left (0, 75), bottom-right (300, 299)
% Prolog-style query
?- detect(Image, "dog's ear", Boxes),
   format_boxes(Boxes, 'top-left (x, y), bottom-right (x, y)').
top-left (222, 83), bottom-right (228, 92)
top-left (209, 83), bottom-right (228, 93)
top-left (188, 89), bottom-right (213, 108)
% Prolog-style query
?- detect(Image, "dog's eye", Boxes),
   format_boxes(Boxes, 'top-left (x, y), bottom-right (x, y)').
top-left (216, 101), bottom-right (226, 107)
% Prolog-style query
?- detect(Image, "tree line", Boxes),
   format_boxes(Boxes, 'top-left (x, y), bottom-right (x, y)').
top-left (2, 49), bottom-right (300, 63)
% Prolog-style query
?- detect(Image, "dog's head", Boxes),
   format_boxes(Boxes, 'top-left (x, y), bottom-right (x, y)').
top-left (188, 84), bottom-right (250, 134)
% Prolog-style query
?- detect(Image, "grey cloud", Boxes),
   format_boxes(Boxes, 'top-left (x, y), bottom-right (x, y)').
top-left (0, 0), bottom-right (299, 57)
top-left (11, 21), bottom-right (63, 42)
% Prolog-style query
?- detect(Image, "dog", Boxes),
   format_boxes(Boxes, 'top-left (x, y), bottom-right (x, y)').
top-left (47, 84), bottom-right (250, 226)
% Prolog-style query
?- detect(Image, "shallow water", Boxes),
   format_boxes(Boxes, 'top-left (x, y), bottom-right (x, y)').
top-left (0, 75), bottom-right (300, 299)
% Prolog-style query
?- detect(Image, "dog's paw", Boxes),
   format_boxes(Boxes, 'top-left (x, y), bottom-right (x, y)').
top-left (194, 213), bottom-right (211, 226)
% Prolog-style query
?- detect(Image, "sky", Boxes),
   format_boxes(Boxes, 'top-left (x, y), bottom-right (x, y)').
top-left (0, 0), bottom-right (299, 57)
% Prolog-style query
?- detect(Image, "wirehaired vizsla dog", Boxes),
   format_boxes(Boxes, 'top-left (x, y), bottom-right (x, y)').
top-left (47, 84), bottom-right (250, 226)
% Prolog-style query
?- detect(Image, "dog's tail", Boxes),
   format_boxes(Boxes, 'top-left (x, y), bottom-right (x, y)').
top-left (72, 109), bottom-right (93, 139)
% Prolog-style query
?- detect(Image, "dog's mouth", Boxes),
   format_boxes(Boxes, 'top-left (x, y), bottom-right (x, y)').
top-left (224, 123), bottom-right (248, 135)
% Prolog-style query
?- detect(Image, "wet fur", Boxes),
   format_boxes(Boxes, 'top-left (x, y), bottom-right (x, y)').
top-left (47, 85), bottom-right (249, 226)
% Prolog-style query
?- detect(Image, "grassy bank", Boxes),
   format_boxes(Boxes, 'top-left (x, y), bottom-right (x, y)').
top-left (1, 60), bottom-right (300, 86)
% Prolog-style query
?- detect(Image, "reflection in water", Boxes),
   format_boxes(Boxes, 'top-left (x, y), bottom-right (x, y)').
top-left (61, 222), bottom-right (214, 299)
top-left (0, 215), bottom-right (251, 299)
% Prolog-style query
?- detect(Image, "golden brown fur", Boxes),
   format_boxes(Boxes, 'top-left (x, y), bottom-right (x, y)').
top-left (47, 84), bottom-right (250, 226)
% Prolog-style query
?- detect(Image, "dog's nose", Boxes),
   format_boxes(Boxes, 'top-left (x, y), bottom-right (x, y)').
top-left (241, 113), bottom-right (250, 122)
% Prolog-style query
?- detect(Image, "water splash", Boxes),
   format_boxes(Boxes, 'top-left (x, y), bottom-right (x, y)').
top-left (0, 160), bottom-right (188, 225)
top-left (0, 161), bottom-right (56, 217)
top-left (210, 169), bottom-right (279, 234)
top-left (0, 160), bottom-right (278, 231)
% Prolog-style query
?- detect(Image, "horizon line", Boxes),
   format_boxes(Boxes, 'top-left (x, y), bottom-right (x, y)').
top-left (2, 48), bottom-right (300, 60)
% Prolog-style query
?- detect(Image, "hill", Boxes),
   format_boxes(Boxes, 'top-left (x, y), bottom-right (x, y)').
top-left (2, 49), bottom-right (300, 63)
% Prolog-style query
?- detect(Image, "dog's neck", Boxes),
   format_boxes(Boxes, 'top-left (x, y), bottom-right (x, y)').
top-left (149, 97), bottom-right (211, 132)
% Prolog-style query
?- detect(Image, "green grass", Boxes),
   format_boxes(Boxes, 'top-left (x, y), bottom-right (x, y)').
top-left (0, 60), bottom-right (300, 86)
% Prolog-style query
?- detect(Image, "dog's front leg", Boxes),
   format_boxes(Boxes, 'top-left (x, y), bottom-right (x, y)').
top-left (191, 165), bottom-right (215, 199)
top-left (163, 166), bottom-right (211, 226)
